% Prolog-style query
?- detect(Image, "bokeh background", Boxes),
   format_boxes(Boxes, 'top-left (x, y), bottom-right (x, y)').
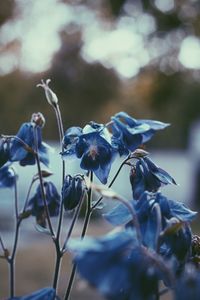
top-left (0, 0), bottom-right (200, 299)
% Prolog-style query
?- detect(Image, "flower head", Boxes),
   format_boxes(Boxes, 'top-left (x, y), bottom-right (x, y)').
top-left (0, 165), bottom-right (17, 188)
top-left (104, 192), bottom-right (197, 253)
top-left (63, 123), bottom-right (116, 184)
top-left (37, 79), bottom-right (58, 107)
top-left (175, 264), bottom-right (200, 300)
top-left (10, 119), bottom-right (49, 166)
top-left (130, 156), bottom-right (176, 199)
top-left (9, 287), bottom-right (57, 300)
top-left (111, 112), bottom-right (169, 155)
top-left (28, 181), bottom-right (61, 226)
top-left (69, 230), bottom-right (167, 300)
top-left (62, 174), bottom-right (86, 210)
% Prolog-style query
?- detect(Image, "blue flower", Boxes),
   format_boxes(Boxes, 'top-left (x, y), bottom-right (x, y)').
top-left (10, 121), bottom-right (49, 166)
top-left (62, 174), bottom-right (86, 210)
top-left (174, 265), bottom-right (200, 300)
top-left (111, 112), bottom-right (169, 155)
top-left (63, 126), bottom-right (82, 156)
top-left (9, 287), bottom-right (58, 300)
top-left (63, 123), bottom-right (116, 184)
top-left (130, 157), bottom-right (176, 199)
top-left (104, 192), bottom-right (197, 252)
top-left (68, 230), bottom-right (167, 300)
top-left (0, 165), bottom-right (17, 188)
top-left (27, 181), bottom-right (61, 225)
top-left (160, 221), bottom-right (192, 264)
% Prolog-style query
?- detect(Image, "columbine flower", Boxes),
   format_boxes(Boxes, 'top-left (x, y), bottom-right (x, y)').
top-left (68, 230), bottom-right (168, 300)
top-left (10, 115), bottom-right (49, 166)
top-left (0, 165), bottom-right (17, 188)
top-left (62, 174), bottom-right (86, 210)
top-left (130, 156), bottom-right (176, 199)
top-left (104, 192), bottom-right (197, 252)
top-left (111, 112), bottom-right (169, 155)
top-left (37, 79), bottom-right (58, 107)
top-left (9, 287), bottom-right (57, 300)
top-left (27, 181), bottom-right (61, 226)
top-left (63, 123), bottom-right (116, 184)
top-left (175, 265), bottom-right (200, 300)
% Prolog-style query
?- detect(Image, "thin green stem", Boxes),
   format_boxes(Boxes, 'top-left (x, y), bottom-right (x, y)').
top-left (21, 178), bottom-right (35, 214)
top-left (91, 155), bottom-right (131, 210)
top-left (62, 192), bottom-right (86, 252)
top-left (114, 194), bottom-right (142, 245)
top-left (51, 104), bottom-right (66, 292)
top-left (54, 104), bottom-right (65, 240)
top-left (0, 235), bottom-right (8, 259)
top-left (33, 127), bottom-right (55, 237)
top-left (9, 176), bottom-right (21, 298)
top-left (153, 203), bottom-right (162, 253)
top-left (64, 172), bottom-right (93, 300)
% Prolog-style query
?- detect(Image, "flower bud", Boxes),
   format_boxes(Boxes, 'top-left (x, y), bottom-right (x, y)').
top-left (62, 174), bottom-right (86, 210)
top-left (31, 112), bottom-right (46, 128)
top-left (37, 79), bottom-right (58, 107)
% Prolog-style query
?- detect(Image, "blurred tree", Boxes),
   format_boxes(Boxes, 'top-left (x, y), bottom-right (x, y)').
top-left (0, 0), bottom-right (200, 148)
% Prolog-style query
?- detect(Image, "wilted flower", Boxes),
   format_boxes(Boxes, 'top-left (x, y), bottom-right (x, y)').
top-left (37, 79), bottom-right (58, 107)
top-left (63, 123), bottom-right (116, 184)
top-left (62, 174), bottom-right (86, 210)
top-left (10, 119), bottom-right (49, 166)
top-left (0, 165), bottom-right (17, 188)
top-left (111, 112), bottom-right (169, 155)
top-left (130, 156), bottom-right (176, 199)
top-left (27, 181), bottom-right (61, 226)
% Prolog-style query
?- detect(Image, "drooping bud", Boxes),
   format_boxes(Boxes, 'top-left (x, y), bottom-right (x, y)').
top-left (37, 79), bottom-right (58, 107)
top-left (62, 174), bottom-right (86, 211)
top-left (31, 112), bottom-right (46, 128)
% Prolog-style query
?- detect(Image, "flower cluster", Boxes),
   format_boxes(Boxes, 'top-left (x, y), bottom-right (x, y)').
top-left (1, 81), bottom-right (199, 300)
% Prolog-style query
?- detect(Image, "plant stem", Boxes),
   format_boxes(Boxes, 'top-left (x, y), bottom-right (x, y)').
top-left (21, 178), bottom-right (35, 214)
top-left (64, 172), bottom-right (93, 300)
top-left (62, 192), bottom-right (86, 252)
top-left (8, 175), bottom-right (20, 298)
top-left (115, 194), bottom-right (142, 245)
top-left (153, 203), bottom-right (162, 253)
top-left (33, 127), bottom-right (55, 237)
top-left (91, 155), bottom-right (131, 210)
top-left (51, 104), bottom-right (66, 291)
top-left (0, 236), bottom-right (6, 254)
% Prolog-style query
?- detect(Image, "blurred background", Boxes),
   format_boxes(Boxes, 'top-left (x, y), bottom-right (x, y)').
top-left (0, 0), bottom-right (200, 298)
